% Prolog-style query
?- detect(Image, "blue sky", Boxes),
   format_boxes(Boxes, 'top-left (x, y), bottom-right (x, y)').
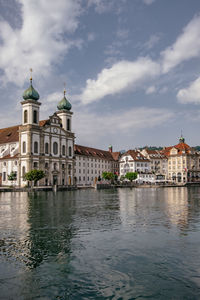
top-left (1, 0), bottom-right (200, 150)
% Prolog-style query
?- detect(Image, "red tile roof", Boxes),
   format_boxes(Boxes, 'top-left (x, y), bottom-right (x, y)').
top-left (74, 144), bottom-right (119, 161)
top-left (0, 125), bottom-right (19, 144)
top-left (0, 154), bottom-right (18, 160)
top-left (161, 142), bottom-right (192, 156)
top-left (125, 150), bottom-right (150, 162)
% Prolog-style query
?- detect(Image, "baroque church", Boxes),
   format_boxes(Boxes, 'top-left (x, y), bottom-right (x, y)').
top-left (0, 76), bottom-right (75, 187)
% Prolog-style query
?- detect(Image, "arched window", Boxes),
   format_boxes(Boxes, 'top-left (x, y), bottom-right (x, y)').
top-left (24, 110), bottom-right (28, 123)
top-left (53, 142), bottom-right (58, 155)
top-left (62, 145), bottom-right (65, 156)
top-left (69, 146), bottom-right (72, 157)
top-left (22, 141), bottom-right (26, 153)
top-left (22, 166), bottom-right (26, 177)
top-left (67, 119), bottom-right (70, 131)
top-left (34, 141), bottom-right (38, 153)
top-left (45, 143), bottom-right (49, 154)
top-left (33, 110), bottom-right (37, 124)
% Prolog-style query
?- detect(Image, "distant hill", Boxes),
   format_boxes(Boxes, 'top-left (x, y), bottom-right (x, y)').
top-left (139, 146), bottom-right (163, 151)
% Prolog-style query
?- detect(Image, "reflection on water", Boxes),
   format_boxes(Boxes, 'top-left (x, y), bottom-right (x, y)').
top-left (0, 188), bottom-right (200, 299)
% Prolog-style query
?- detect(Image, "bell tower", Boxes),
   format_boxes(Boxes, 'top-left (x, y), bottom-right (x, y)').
top-left (21, 69), bottom-right (41, 126)
top-left (56, 88), bottom-right (73, 131)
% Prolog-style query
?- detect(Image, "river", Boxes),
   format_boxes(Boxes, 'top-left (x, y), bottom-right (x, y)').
top-left (0, 187), bottom-right (200, 299)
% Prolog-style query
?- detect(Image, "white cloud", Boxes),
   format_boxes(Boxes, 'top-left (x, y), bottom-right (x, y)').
top-left (87, 32), bottom-right (96, 41)
top-left (161, 14), bottom-right (200, 73)
top-left (0, 0), bottom-right (82, 86)
top-left (87, 0), bottom-right (114, 13)
top-left (146, 86), bottom-right (156, 94)
top-left (73, 106), bottom-right (174, 147)
top-left (177, 77), bottom-right (200, 104)
top-left (80, 58), bottom-right (160, 104)
top-left (143, 0), bottom-right (155, 5)
top-left (144, 34), bottom-right (161, 49)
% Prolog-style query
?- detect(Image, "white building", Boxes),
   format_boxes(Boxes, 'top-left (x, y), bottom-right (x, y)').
top-left (74, 145), bottom-right (120, 186)
top-left (119, 150), bottom-right (155, 182)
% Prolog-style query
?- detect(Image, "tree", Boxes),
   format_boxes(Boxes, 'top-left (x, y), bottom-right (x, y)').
top-left (8, 171), bottom-right (17, 186)
top-left (125, 172), bottom-right (137, 182)
top-left (102, 172), bottom-right (114, 181)
top-left (24, 169), bottom-right (45, 186)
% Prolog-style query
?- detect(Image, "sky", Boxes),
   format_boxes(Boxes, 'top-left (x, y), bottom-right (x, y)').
top-left (1, 0), bottom-right (200, 151)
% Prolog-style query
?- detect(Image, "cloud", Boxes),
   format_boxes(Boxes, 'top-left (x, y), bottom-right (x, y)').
top-left (144, 34), bottom-right (161, 49)
top-left (87, 0), bottom-right (114, 13)
top-left (146, 86), bottom-right (156, 94)
top-left (143, 0), bottom-right (156, 5)
top-left (73, 106), bottom-right (174, 147)
top-left (79, 58), bottom-right (160, 104)
top-left (161, 14), bottom-right (200, 73)
top-left (177, 77), bottom-right (200, 104)
top-left (0, 0), bottom-right (82, 86)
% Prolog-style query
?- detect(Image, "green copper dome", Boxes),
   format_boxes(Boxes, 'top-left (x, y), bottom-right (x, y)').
top-left (23, 79), bottom-right (40, 101)
top-left (57, 91), bottom-right (72, 111)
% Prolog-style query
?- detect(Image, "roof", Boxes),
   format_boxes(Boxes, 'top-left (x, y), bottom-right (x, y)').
top-left (161, 142), bottom-right (192, 156)
top-left (0, 154), bottom-right (18, 160)
top-left (0, 125), bottom-right (19, 144)
top-left (74, 144), bottom-right (119, 161)
top-left (124, 150), bottom-right (150, 162)
top-left (143, 148), bottom-right (167, 159)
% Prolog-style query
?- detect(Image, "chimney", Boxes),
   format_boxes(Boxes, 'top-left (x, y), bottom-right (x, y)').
top-left (108, 145), bottom-right (113, 153)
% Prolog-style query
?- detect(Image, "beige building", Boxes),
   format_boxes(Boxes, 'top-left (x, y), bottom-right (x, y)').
top-left (161, 136), bottom-right (200, 183)
top-left (140, 149), bottom-right (168, 179)
top-left (0, 78), bottom-right (75, 187)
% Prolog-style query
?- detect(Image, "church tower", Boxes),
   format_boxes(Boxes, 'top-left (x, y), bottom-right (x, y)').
top-left (56, 88), bottom-right (73, 132)
top-left (21, 71), bottom-right (41, 126)
top-left (19, 72), bottom-right (41, 186)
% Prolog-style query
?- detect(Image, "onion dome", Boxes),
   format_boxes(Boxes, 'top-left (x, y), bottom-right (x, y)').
top-left (23, 78), bottom-right (40, 101)
top-left (57, 89), bottom-right (72, 111)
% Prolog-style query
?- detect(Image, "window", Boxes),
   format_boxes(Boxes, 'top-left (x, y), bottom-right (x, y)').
top-left (15, 161), bottom-right (17, 166)
top-left (45, 162), bottom-right (48, 169)
top-left (34, 141), bottom-right (38, 153)
top-left (33, 110), bottom-right (37, 123)
top-left (3, 172), bottom-right (6, 181)
top-left (67, 119), bottom-right (70, 131)
top-left (53, 142), bottom-right (58, 155)
top-left (22, 166), bottom-right (26, 177)
top-left (23, 141), bottom-right (26, 153)
top-left (62, 164), bottom-right (65, 169)
top-left (79, 176), bottom-right (81, 182)
top-left (45, 143), bottom-right (49, 154)
top-left (69, 146), bottom-right (72, 157)
top-left (54, 163), bottom-right (57, 170)
top-left (24, 110), bottom-right (28, 123)
top-left (62, 145), bottom-right (66, 156)
top-left (33, 162), bottom-right (38, 169)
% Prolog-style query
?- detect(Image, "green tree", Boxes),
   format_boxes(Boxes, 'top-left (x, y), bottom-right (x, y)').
top-left (24, 169), bottom-right (45, 186)
top-left (8, 171), bottom-right (17, 186)
top-left (125, 172), bottom-right (137, 182)
top-left (102, 172), bottom-right (114, 181)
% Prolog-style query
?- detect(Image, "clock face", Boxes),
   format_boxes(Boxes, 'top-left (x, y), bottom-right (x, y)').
top-left (53, 128), bottom-right (58, 133)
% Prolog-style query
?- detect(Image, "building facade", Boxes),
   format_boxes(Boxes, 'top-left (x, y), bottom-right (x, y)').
top-left (74, 145), bottom-right (120, 186)
top-left (140, 148), bottom-right (168, 179)
top-left (161, 137), bottom-right (200, 183)
top-left (119, 150), bottom-right (155, 182)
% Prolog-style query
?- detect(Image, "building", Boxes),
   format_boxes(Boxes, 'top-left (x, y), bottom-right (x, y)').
top-left (161, 136), bottom-right (200, 183)
top-left (74, 144), bottom-right (120, 186)
top-left (119, 150), bottom-right (155, 182)
top-left (140, 148), bottom-right (168, 180)
top-left (0, 77), bottom-right (75, 187)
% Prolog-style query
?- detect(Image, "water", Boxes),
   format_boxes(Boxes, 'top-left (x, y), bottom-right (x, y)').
top-left (0, 187), bottom-right (200, 299)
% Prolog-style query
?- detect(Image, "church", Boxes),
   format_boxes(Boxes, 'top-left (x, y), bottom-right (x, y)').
top-left (0, 75), bottom-right (75, 187)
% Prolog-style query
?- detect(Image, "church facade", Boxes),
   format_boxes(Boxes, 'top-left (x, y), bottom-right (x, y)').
top-left (0, 77), bottom-right (75, 187)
